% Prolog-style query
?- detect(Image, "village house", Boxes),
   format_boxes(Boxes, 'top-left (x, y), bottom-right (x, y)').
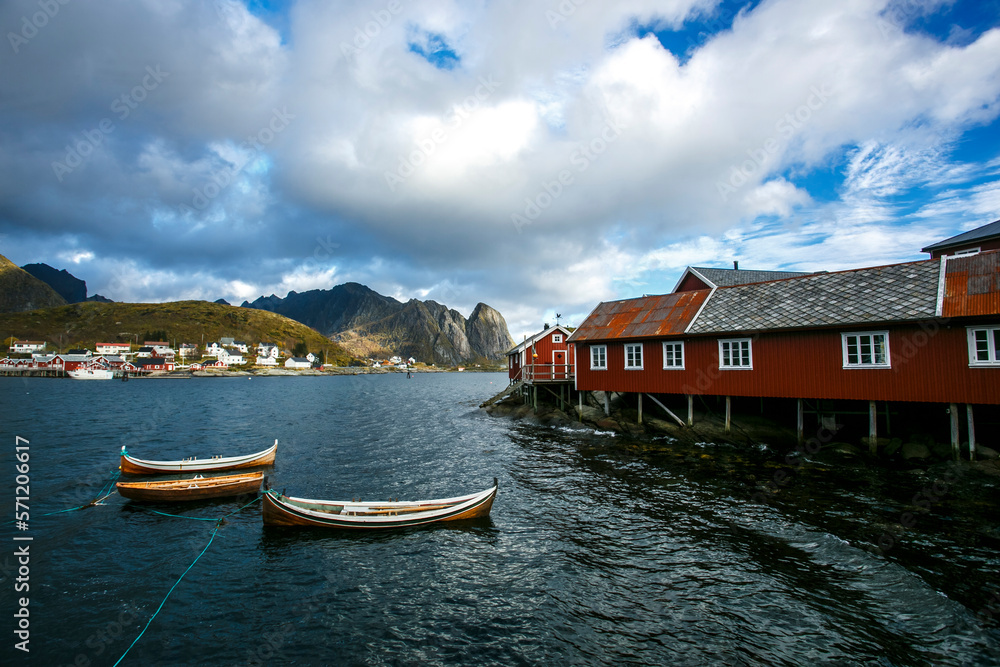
top-left (257, 342), bottom-right (279, 359)
top-left (217, 348), bottom-right (245, 365)
top-left (285, 354), bottom-right (314, 370)
top-left (564, 221), bottom-right (1000, 460)
top-left (178, 343), bottom-right (198, 357)
top-left (134, 357), bottom-right (175, 372)
top-left (96, 342), bottom-right (131, 356)
top-left (507, 325), bottom-right (575, 384)
top-left (10, 340), bottom-right (45, 354)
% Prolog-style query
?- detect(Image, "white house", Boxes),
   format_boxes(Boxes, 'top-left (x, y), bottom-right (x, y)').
top-left (10, 341), bottom-right (45, 354)
top-left (284, 357), bottom-right (312, 369)
top-left (96, 342), bottom-right (131, 356)
top-left (257, 343), bottom-right (279, 359)
top-left (218, 348), bottom-right (245, 365)
top-left (178, 343), bottom-right (198, 357)
top-left (205, 342), bottom-right (223, 357)
top-left (256, 355), bottom-right (278, 366)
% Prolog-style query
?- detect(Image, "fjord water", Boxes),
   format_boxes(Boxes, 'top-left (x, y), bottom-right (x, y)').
top-left (2, 373), bottom-right (998, 666)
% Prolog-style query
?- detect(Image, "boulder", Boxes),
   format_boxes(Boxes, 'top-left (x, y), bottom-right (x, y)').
top-left (901, 442), bottom-right (931, 460)
top-left (577, 405), bottom-right (605, 424)
top-left (976, 446), bottom-right (999, 460)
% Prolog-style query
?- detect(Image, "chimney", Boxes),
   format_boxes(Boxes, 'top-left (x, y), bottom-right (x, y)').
top-left (733, 260), bottom-right (739, 270)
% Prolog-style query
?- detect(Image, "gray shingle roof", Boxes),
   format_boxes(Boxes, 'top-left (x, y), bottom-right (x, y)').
top-left (690, 267), bottom-right (814, 287)
top-left (922, 219), bottom-right (1000, 253)
top-left (687, 259), bottom-right (941, 334)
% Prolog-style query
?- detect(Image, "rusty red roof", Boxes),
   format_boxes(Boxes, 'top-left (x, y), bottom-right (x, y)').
top-left (567, 290), bottom-right (710, 342)
top-left (942, 250), bottom-right (1000, 318)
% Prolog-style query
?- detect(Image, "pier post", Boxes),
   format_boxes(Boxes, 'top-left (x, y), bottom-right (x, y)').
top-left (869, 401), bottom-right (877, 455)
top-left (687, 395), bottom-right (693, 426)
top-left (797, 399), bottom-right (804, 444)
top-left (604, 392), bottom-right (610, 416)
top-left (950, 403), bottom-right (960, 462)
top-left (637, 393), bottom-right (643, 425)
top-left (579, 391), bottom-right (584, 421)
top-left (533, 386), bottom-right (538, 412)
top-left (967, 404), bottom-right (976, 462)
top-left (725, 396), bottom-right (731, 434)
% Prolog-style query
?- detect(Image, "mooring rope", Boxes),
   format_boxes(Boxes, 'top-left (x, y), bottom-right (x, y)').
top-left (111, 495), bottom-right (262, 665)
top-left (4, 469), bottom-right (121, 524)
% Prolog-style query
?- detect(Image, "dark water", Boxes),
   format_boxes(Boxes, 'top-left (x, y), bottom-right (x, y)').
top-left (1, 373), bottom-right (999, 666)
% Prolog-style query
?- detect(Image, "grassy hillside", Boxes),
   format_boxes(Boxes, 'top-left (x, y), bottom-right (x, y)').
top-left (0, 300), bottom-right (353, 364)
top-left (0, 253), bottom-right (68, 312)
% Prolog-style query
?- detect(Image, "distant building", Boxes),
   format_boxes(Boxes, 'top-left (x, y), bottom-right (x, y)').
top-left (97, 342), bottom-right (131, 356)
top-left (10, 341), bottom-right (45, 354)
top-left (922, 219), bottom-right (1000, 258)
top-left (257, 343), bottom-right (279, 359)
top-left (284, 357), bottom-right (312, 369)
top-left (178, 343), bottom-right (198, 357)
top-left (218, 348), bottom-right (245, 365)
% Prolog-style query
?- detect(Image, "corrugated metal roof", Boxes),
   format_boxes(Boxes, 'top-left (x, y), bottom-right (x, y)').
top-left (942, 250), bottom-right (1000, 317)
top-left (922, 219), bottom-right (1000, 252)
top-left (567, 291), bottom-right (709, 342)
top-left (688, 258), bottom-right (942, 334)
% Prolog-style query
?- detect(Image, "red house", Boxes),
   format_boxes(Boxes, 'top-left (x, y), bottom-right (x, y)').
top-left (508, 325), bottom-right (575, 384)
top-left (922, 219), bottom-right (1000, 258)
top-left (568, 246), bottom-right (1000, 458)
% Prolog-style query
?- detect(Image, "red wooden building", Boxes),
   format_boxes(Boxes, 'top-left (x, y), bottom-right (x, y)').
top-left (567, 246), bottom-right (1000, 458)
top-left (508, 325), bottom-right (575, 384)
top-left (922, 219), bottom-right (1000, 258)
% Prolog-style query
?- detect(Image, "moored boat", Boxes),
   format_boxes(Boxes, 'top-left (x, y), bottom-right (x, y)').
top-left (262, 479), bottom-right (498, 529)
top-left (120, 439), bottom-right (277, 475)
top-left (68, 368), bottom-right (114, 380)
top-left (117, 472), bottom-right (263, 502)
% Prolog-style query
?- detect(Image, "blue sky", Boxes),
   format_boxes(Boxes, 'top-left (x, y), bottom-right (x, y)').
top-left (1, 0), bottom-right (998, 339)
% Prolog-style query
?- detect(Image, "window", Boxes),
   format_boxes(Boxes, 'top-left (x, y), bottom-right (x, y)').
top-left (663, 341), bottom-right (684, 369)
top-left (590, 345), bottom-right (607, 370)
top-left (842, 332), bottom-right (890, 368)
top-left (719, 338), bottom-right (752, 369)
top-left (625, 343), bottom-right (643, 370)
top-left (552, 334), bottom-right (563, 343)
top-left (968, 326), bottom-right (1000, 366)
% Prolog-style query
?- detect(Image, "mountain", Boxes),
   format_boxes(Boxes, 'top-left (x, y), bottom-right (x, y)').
top-left (242, 283), bottom-right (514, 365)
top-left (0, 253), bottom-right (68, 313)
top-left (21, 263), bottom-right (88, 303)
top-left (0, 300), bottom-right (353, 364)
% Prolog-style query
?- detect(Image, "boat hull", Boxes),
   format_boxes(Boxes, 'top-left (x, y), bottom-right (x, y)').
top-left (68, 369), bottom-right (114, 380)
top-left (117, 472), bottom-right (263, 502)
top-left (262, 481), bottom-right (497, 529)
top-left (120, 440), bottom-right (277, 475)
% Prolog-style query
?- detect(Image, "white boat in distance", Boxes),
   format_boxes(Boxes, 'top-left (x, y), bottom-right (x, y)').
top-left (67, 368), bottom-right (114, 380)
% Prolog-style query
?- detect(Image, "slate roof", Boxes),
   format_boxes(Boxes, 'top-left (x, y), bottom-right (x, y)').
top-left (922, 219), bottom-right (1000, 253)
top-left (567, 291), bottom-right (709, 342)
top-left (687, 258), bottom-right (941, 334)
top-left (688, 267), bottom-right (814, 287)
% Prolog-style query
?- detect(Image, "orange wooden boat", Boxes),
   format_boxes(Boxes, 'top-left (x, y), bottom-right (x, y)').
top-left (262, 479), bottom-right (497, 529)
top-left (119, 440), bottom-right (277, 475)
top-left (116, 472), bottom-right (263, 502)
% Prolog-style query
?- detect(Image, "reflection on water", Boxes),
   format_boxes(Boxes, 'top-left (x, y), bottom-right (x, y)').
top-left (1, 373), bottom-right (998, 666)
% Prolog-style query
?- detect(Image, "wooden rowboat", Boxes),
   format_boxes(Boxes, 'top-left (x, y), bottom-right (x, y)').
top-left (119, 440), bottom-right (277, 475)
top-left (262, 479), bottom-right (498, 529)
top-left (117, 472), bottom-right (263, 502)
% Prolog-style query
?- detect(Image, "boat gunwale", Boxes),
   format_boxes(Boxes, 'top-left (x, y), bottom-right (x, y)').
top-left (116, 471), bottom-right (264, 491)
top-left (120, 439), bottom-right (277, 473)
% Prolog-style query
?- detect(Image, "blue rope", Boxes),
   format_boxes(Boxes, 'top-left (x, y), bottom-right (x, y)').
top-left (4, 470), bottom-right (121, 524)
top-left (112, 521), bottom-right (222, 667)
top-left (112, 495), bottom-right (262, 665)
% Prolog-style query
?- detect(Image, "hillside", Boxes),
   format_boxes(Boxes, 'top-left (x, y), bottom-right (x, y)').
top-left (0, 300), bottom-right (353, 364)
top-left (21, 263), bottom-right (87, 303)
top-left (0, 253), bottom-right (68, 313)
top-left (243, 283), bottom-right (514, 365)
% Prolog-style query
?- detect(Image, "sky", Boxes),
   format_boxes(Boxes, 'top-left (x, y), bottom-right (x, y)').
top-left (1, 0), bottom-right (999, 341)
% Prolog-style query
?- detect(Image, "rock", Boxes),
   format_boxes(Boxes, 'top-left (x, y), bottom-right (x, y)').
top-left (976, 446), bottom-right (999, 460)
top-left (595, 418), bottom-right (621, 432)
top-left (885, 438), bottom-right (903, 456)
top-left (577, 406), bottom-right (605, 424)
top-left (901, 442), bottom-right (931, 460)
top-left (931, 442), bottom-right (954, 460)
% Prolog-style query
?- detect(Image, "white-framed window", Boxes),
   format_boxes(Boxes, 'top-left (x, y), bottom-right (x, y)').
top-left (625, 343), bottom-right (643, 370)
top-left (552, 334), bottom-right (563, 343)
top-left (719, 338), bottom-right (752, 369)
top-left (968, 326), bottom-right (1000, 366)
top-left (590, 345), bottom-right (607, 370)
top-left (662, 341), bottom-right (684, 369)
top-left (842, 331), bottom-right (890, 368)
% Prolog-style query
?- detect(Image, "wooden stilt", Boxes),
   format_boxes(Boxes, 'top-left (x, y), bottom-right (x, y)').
top-left (637, 393), bottom-right (643, 425)
top-left (950, 403), bottom-right (960, 462)
top-left (797, 398), bottom-right (804, 444)
top-left (604, 392), bottom-right (610, 416)
top-left (533, 386), bottom-right (538, 412)
top-left (579, 391), bottom-right (584, 420)
top-left (869, 401), bottom-right (877, 455)
top-left (725, 396), bottom-right (731, 434)
top-left (967, 404), bottom-right (976, 462)
top-left (687, 394), bottom-right (694, 426)
top-left (646, 394), bottom-right (685, 427)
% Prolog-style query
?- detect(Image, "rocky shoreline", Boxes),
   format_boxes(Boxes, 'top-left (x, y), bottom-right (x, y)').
top-left (138, 366), bottom-right (501, 378)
